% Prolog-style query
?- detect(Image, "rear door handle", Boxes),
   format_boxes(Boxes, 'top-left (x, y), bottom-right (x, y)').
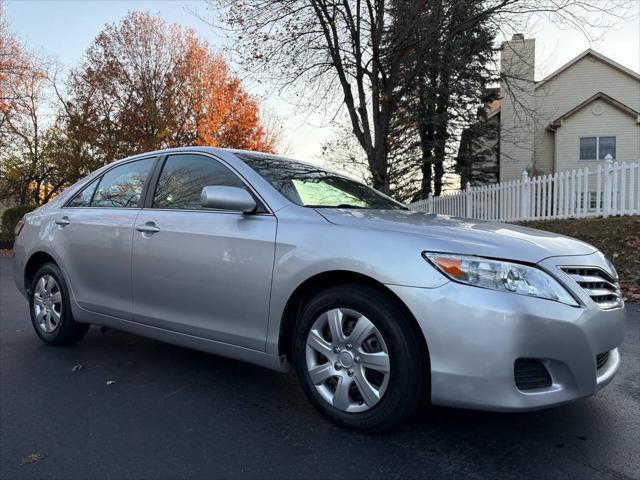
top-left (135, 222), bottom-right (160, 234)
top-left (55, 216), bottom-right (70, 226)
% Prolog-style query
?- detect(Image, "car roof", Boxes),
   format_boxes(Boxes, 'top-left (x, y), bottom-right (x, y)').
top-left (121, 146), bottom-right (338, 175)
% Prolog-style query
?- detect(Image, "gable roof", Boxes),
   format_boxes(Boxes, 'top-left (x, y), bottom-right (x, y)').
top-left (535, 49), bottom-right (640, 90)
top-left (548, 91), bottom-right (640, 130)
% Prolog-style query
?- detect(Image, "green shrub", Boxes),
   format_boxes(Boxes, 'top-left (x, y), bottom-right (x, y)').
top-left (1, 205), bottom-right (37, 237)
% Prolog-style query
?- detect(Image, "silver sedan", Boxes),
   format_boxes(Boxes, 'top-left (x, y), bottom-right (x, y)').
top-left (12, 147), bottom-right (625, 432)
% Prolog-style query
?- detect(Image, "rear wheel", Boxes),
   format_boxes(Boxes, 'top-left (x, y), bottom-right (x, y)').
top-left (293, 284), bottom-right (426, 433)
top-left (29, 263), bottom-right (89, 345)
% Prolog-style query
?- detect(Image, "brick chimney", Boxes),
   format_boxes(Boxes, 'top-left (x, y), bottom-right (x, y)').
top-left (499, 34), bottom-right (536, 181)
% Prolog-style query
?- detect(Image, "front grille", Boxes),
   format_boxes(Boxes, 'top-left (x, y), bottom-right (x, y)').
top-left (560, 267), bottom-right (622, 309)
top-left (514, 359), bottom-right (552, 391)
top-left (596, 351), bottom-right (610, 370)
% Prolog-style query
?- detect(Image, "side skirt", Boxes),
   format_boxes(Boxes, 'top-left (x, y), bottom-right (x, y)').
top-left (71, 302), bottom-right (289, 373)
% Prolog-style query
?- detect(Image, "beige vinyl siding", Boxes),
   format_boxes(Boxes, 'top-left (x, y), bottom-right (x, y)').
top-left (555, 100), bottom-right (639, 170)
top-left (534, 55), bottom-right (640, 178)
top-left (555, 101), bottom-right (639, 206)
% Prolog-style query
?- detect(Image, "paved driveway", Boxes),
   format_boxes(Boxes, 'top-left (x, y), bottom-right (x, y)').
top-left (1, 257), bottom-right (638, 480)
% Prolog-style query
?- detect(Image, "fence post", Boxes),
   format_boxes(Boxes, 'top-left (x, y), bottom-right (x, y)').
top-left (465, 182), bottom-right (472, 218)
top-left (520, 171), bottom-right (529, 220)
top-left (603, 155), bottom-right (613, 217)
top-left (428, 192), bottom-right (433, 214)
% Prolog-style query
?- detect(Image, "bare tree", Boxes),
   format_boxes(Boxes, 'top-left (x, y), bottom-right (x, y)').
top-left (205, 0), bottom-right (438, 194)
top-left (205, 0), bottom-right (633, 199)
top-left (0, 54), bottom-right (65, 205)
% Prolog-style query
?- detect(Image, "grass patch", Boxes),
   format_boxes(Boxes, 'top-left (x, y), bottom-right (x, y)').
top-left (520, 216), bottom-right (640, 302)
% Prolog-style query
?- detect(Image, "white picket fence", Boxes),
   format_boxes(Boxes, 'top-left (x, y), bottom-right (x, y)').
top-left (409, 158), bottom-right (640, 221)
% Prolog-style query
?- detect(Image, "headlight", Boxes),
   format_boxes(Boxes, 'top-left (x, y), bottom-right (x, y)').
top-left (423, 252), bottom-right (578, 306)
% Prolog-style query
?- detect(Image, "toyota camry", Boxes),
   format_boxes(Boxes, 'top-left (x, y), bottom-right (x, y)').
top-left (12, 147), bottom-right (624, 432)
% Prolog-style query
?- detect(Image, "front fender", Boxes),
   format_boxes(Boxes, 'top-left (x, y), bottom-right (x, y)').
top-left (265, 207), bottom-right (448, 355)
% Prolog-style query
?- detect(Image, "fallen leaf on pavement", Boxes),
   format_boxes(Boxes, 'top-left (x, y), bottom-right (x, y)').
top-left (72, 364), bottom-right (84, 372)
top-left (106, 380), bottom-right (116, 385)
top-left (21, 453), bottom-right (44, 465)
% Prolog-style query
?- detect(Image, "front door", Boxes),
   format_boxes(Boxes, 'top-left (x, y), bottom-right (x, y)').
top-left (131, 153), bottom-right (277, 351)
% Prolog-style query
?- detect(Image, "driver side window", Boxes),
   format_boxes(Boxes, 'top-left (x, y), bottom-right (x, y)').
top-left (152, 154), bottom-right (253, 211)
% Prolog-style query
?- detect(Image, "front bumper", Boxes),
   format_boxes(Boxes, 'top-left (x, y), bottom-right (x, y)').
top-left (388, 254), bottom-right (624, 411)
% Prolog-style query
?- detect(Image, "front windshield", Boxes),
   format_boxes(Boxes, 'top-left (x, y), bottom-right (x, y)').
top-left (236, 153), bottom-right (406, 210)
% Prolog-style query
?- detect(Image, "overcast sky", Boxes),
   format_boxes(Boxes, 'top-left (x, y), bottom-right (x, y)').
top-left (5, 0), bottom-right (640, 164)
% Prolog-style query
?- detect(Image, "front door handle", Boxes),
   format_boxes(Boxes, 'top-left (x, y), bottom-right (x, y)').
top-left (135, 222), bottom-right (160, 234)
top-left (55, 216), bottom-right (70, 226)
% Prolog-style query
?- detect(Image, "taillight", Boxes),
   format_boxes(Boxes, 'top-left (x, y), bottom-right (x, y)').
top-left (14, 219), bottom-right (25, 236)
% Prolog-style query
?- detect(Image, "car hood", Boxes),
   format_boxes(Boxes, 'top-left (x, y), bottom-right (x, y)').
top-left (314, 209), bottom-right (597, 264)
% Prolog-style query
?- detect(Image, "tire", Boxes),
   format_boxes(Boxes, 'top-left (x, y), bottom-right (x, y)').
top-left (293, 284), bottom-right (426, 433)
top-left (29, 263), bottom-right (90, 346)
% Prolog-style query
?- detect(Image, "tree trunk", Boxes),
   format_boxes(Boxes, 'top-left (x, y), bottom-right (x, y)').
top-left (433, 43), bottom-right (452, 197)
top-left (417, 79), bottom-right (437, 198)
top-left (421, 153), bottom-right (432, 196)
top-left (433, 101), bottom-right (449, 196)
top-left (369, 148), bottom-right (390, 193)
top-left (418, 116), bottom-right (434, 197)
top-left (433, 145), bottom-right (444, 196)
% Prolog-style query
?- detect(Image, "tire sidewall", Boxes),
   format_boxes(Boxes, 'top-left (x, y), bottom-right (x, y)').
top-left (293, 284), bottom-right (424, 432)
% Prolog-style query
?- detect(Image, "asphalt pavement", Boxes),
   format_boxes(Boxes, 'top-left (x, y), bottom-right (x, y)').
top-left (1, 257), bottom-right (638, 480)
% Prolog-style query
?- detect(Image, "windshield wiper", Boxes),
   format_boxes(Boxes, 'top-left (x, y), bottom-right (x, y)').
top-left (306, 204), bottom-right (367, 209)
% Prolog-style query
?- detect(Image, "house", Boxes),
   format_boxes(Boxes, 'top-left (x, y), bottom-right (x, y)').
top-left (457, 34), bottom-right (640, 187)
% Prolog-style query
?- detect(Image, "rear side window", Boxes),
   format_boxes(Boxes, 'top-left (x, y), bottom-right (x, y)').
top-left (91, 158), bottom-right (155, 208)
top-left (153, 154), bottom-right (248, 210)
top-left (67, 179), bottom-right (99, 207)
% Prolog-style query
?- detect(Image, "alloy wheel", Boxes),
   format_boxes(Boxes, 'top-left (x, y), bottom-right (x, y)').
top-left (33, 274), bottom-right (62, 334)
top-left (305, 308), bottom-right (390, 413)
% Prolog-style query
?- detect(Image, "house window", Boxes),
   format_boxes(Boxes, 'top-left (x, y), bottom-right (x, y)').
top-left (598, 136), bottom-right (616, 160)
top-left (579, 137), bottom-right (597, 160)
top-left (579, 136), bottom-right (616, 160)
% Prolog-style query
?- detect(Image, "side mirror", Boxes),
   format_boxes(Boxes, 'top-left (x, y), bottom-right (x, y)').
top-left (200, 186), bottom-right (257, 213)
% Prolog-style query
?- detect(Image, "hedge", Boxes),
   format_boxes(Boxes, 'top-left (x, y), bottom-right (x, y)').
top-left (1, 205), bottom-right (37, 237)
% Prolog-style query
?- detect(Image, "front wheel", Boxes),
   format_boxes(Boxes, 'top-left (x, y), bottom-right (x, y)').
top-left (29, 263), bottom-right (89, 345)
top-left (293, 284), bottom-right (426, 433)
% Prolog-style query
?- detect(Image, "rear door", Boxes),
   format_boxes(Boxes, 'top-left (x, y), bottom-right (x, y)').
top-left (50, 157), bottom-right (157, 319)
top-left (131, 153), bottom-right (277, 350)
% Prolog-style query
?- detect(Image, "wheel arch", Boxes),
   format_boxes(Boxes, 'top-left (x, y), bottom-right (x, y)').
top-left (277, 270), bottom-right (431, 381)
top-left (24, 251), bottom-right (58, 294)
